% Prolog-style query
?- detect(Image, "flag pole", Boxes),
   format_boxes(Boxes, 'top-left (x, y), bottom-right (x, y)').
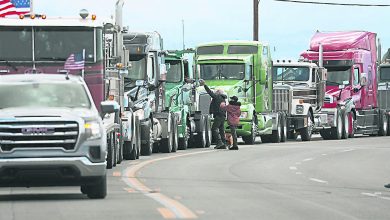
top-left (30, 0), bottom-right (34, 14)
top-left (81, 49), bottom-right (85, 78)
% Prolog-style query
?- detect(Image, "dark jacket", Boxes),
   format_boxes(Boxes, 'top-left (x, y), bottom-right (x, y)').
top-left (220, 101), bottom-right (241, 126)
top-left (204, 85), bottom-right (226, 118)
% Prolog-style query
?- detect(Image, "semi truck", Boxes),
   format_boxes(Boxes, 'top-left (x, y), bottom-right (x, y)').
top-left (165, 50), bottom-right (211, 149)
top-left (301, 31), bottom-right (389, 139)
top-left (272, 59), bottom-right (327, 141)
top-left (0, 0), bottom-right (140, 169)
top-left (194, 41), bottom-right (286, 144)
top-left (123, 31), bottom-right (180, 154)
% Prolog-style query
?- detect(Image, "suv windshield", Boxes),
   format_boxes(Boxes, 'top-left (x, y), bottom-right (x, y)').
top-left (166, 60), bottom-right (182, 83)
top-left (200, 64), bottom-right (245, 80)
top-left (273, 66), bottom-right (309, 81)
top-left (0, 82), bottom-right (91, 109)
top-left (326, 66), bottom-right (351, 86)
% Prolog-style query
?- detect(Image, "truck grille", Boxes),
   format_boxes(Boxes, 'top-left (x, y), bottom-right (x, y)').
top-left (198, 93), bottom-right (211, 115)
top-left (0, 121), bottom-right (79, 152)
top-left (273, 87), bottom-right (291, 112)
top-left (378, 90), bottom-right (390, 109)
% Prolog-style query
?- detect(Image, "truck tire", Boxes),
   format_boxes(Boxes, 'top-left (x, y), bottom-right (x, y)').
top-left (330, 109), bottom-right (343, 140)
top-left (300, 112), bottom-right (313, 141)
top-left (141, 119), bottom-right (153, 156)
top-left (86, 175), bottom-right (107, 199)
top-left (387, 115), bottom-right (390, 136)
top-left (193, 116), bottom-right (206, 148)
top-left (171, 115), bottom-right (179, 153)
top-left (271, 114), bottom-right (282, 143)
top-left (160, 116), bottom-right (174, 153)
top-left (123, 141), bottom-right (133, 160)
top-left (117, 124), bottom-right (123, 164)
top-left (320, 129), bottom-right (332, 140)
top-left (243, 117), bottom-right (257, 145)
top-left (178, 125), bottom-right (189, 150)
top-left (348, 112), bottom-right (355, 138)
top-left (106, 132), bottom-right (115, 169)
top-left (379, 111), bottom-right (388, 136)
top-left (280, 113), bottom-right (287, 142)
top-left (341, 111), bottom-right (349, 139)
top-left (205, 115), bottom-right (212, 148)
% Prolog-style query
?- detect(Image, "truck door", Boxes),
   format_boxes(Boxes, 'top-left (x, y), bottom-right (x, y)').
top-left (351, 65), bottom-right (362, 109)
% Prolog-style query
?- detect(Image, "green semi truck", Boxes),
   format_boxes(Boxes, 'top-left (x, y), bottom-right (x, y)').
top-left (165, 50), bottom-right (212, 149)
top-left (194, 41), bottom-right (287, 144)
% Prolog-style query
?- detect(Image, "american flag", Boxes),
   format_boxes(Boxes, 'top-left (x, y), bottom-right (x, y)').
top-left (0, 0), bottom-right (30, 17)
top-left (64, 51), bottom-right (85, 70)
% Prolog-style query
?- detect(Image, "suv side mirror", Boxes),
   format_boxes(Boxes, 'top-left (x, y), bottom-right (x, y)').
top-left (101, 100), bottom-right (119, 114)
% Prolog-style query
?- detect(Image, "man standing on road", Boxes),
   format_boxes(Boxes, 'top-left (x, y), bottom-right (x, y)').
top-left (199, 79), bottom-right (227, 149)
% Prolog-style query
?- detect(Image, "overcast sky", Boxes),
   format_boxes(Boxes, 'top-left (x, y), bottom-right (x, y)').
top-left (34, 0), bottom-right (390, 59)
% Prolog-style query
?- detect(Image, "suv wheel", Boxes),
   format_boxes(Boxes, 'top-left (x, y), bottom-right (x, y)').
top-left (86, 175), bottom-right (107, 199)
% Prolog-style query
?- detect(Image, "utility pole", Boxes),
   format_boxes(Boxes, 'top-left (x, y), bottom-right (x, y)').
top-left (182, 19), bottom-right (185, 50)
top-left (253, 0), bottom-right (260, 41)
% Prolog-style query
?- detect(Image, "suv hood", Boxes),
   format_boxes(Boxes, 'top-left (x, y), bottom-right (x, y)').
top-left (0, 107), bottom-right (99, 121)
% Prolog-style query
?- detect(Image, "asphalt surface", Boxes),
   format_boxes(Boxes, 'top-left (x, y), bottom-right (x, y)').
top-left (1, 135), bottom-right (390, 220)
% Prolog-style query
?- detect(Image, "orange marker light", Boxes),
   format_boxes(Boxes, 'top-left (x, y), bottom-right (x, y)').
top-left (41, 14), bottom-right (46, 19)
top-left (30, 14), bottom-right (36, 19)
top-left (91, 14), bottom-right (96, 20)
top-left (19, 14), bottom-right (24, 19)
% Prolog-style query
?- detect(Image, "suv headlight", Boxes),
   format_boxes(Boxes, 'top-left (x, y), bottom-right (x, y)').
top-left (85, 121), bottom-right (102, 139)
top-left (240, 112), bottom-right (248, 119)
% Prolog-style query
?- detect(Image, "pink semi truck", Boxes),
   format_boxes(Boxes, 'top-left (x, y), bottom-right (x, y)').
top-left (301, 31), bottom-right (389, 139)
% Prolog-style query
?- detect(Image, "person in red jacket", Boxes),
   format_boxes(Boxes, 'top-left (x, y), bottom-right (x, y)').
top-left (220, 96), bottom-right (241, 150)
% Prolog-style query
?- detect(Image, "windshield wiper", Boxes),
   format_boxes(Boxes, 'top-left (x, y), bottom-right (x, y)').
top-left (0, 59), bottom-right (18, 71)
top-left (38, 57), bottom-right (67, 61)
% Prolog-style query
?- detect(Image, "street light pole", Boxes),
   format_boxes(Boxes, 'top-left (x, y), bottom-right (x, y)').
top-left (253, 0), bottom-right (260, 41)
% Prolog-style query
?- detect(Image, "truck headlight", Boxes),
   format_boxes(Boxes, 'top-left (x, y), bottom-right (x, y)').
top-left (85, 121), bottom-right (101, 139)
top-left (296, 105), bottom-right (304, 114)
top-left (240, 112), bottom-right (248, 119)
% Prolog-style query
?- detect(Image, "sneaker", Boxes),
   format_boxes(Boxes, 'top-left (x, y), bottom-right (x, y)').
top-left (214, 144), bottom-right (227, 149)
top-left (229, 146), bottom-right (239, 150)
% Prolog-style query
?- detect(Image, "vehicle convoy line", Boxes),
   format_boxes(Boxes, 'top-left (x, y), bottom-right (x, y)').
top-left (121, 150), bottom-right (214, 219)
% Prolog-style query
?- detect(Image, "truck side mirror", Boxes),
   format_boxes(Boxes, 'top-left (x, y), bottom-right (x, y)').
top-left (319, 68), bottom-right (327, 81)
top-left (360, 73), bottom-right (368, 86)
top-left (101, 100), bottom-right (119, 114)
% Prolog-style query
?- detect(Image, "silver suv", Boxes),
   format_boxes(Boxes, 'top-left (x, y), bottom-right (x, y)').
top-left (0, 74), bottom-right (115, 199)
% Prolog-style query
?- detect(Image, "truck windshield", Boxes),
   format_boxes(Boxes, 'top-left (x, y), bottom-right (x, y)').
top-left (200, 64), bottom-right (245, 80)
top-left (128, 55), bottom-right (146, 80)
top-left (326, 66), bottom-right (351, 86)
top-left (166, 60), bottom-right (182, 83)
top-left (0, 83), bottom-right (91, 109)
top-left (272, 67), bottom-right (309, 81)
top-left (0, 27), bottom-right (33, 61)
top-left (380, 67), bottom-right (390, 81)
top-left (35, 27), bottom-right (95, 62)
top-left (0, 26), bottom-right (99, 62)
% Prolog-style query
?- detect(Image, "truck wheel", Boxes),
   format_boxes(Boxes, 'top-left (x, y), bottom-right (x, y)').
top-left (178, 125), bottom-right (189, 150)
top-left (341, 111), bottom-right (349, 139)
top-left (300, 112), bottom-right (313, 141)
top-left (194, 116), bottom-right (206, 148)
top-left (123, 141), bottom-right (132, 160)
top-left (86, 175), bottom-right (107, 199)
top-left (243, 117), bottom-right (257, 145)
top-left (160, 117), bottom-right (174, 153)
top-left (106, 132), bottom-right (115, 169)
top-left (141, 119), bottom-right (153, 156)
top-left (116, 131), bottom-right (123, 164)
top-left (204, 115), bottom-right (212, 148)
top-left (330, 109), bottom-right (343, 140)
top-left (379, 112), bottom-right (388, 136)
top-left (171, 115), bottom-right (179, 153)
top-left (271, 114), bottom-right (282, 143)
top-left (134, 117), bottom-right (141, 159)
top-left (280, 114), bottom-right (287, 142)
top-left (320, 129), bottom-right (332, 140)
top-left (348, 112), bottom-right (355, 138)
top-left (387, 115), bottom-right (390, 136)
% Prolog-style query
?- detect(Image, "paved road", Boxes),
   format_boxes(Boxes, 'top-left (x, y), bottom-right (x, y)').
top-left (1, 135), bottom-right (390, 220)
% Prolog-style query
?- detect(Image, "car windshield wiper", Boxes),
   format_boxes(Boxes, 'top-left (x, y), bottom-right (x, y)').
top-left (37, 57), bottom-right (67, 61)
top-left (0, 59), bottom-right (18, 71)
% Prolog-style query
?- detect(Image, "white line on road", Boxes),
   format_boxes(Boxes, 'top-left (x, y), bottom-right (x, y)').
top-left (289, 166), bottom-right (298, 170)
top-left (295, 162), bottom-right (301, 165)
top-left (296, 172), bottom-right (302, 175)
top-left (303, 158), bottom-right (314, 162)
top-left (309, 178), bottom-right (328, 184)
top-left (321, 154), bottom-right (327, 156)
top-left (341, 149), bottom-right (355, 153)
top-left (361, 192), bottom-right (390, 201)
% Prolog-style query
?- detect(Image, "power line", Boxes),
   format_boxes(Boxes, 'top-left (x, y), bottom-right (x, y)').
top-left (274, 0), bottom-right (390, 7)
